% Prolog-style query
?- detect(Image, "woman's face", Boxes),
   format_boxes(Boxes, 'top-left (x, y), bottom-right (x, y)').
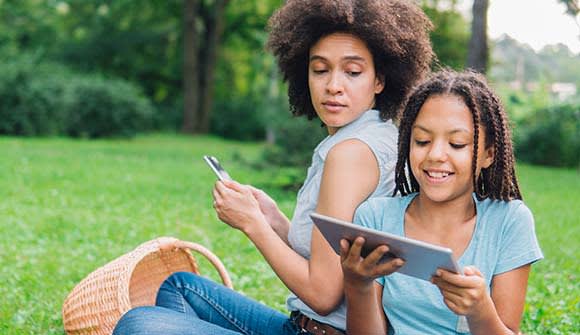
top-left (409, 94), bottom-right (494, 204)
top-left (308, 32), bottom-right (384, 135)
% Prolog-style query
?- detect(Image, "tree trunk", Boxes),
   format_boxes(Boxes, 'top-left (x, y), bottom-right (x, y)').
top-left (182, 0), bottom-right (200, 133)
top-left (467, 0), bottom-right (489, 73)
top-left (197, 0), bottom-right (229, 133)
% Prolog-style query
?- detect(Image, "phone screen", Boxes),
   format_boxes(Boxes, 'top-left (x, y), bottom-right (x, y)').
top-left (203, 155), bottom-right (231, 181)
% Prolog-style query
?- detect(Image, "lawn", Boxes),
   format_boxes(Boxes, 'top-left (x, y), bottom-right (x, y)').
top-left (0, 135), bottom-right (578, 334)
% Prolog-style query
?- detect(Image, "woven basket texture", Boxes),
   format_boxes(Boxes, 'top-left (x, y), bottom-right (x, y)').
top-left (62, 237), bottom-right (232, 335)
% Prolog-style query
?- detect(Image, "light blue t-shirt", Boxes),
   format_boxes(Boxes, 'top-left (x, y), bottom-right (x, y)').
top-left (354, 193), bottom-right (543, 335)
top-left (286, 109), bottom-right (399, 330)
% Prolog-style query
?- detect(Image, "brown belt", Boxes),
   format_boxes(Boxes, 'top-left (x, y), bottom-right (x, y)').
top-left (290, 311), bottom-right (346, 335)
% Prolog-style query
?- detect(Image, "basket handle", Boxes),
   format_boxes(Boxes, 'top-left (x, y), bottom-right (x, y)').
top-left (171, 240), bottom-right (234, 289)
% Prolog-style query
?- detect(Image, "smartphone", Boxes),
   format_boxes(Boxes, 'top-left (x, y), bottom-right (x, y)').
top-left (203, 155), bottom-right (232, 181)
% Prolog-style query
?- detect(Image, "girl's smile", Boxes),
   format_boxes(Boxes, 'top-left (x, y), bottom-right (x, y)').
top-left (410, 94), bottom-right (494, 204)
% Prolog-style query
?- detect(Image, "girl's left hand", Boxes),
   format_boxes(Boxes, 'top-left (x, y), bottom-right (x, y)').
top-left (431, 266), bottom-right (491, 317)
top-left (212, 180), bottom-right (267, 234)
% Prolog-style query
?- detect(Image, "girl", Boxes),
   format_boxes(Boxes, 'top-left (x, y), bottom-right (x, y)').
top-left (341, 70), bottom-right (543, 335)
top-left (113, 1), bottom-right (433, 334)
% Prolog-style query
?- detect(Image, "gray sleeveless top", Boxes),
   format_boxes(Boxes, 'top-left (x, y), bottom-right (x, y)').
top-left (286, 109), bottom-right (398, 330)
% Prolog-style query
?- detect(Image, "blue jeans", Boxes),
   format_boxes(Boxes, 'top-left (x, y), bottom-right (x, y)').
top-left (113, 272), bottom-right (302, 335)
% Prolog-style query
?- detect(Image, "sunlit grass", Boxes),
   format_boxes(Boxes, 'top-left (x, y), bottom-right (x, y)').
top-left (0, 135), bottom-right (577, 334)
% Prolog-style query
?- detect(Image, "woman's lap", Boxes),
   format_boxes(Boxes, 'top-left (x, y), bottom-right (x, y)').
top-left (114, 272), bottom-right (298, 335)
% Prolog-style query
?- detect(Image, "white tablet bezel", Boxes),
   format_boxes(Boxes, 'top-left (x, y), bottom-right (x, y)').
top-left (311, 212), bottom-right (461, 281)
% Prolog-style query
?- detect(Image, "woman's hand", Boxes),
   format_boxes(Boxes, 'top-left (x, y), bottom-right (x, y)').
top-left (431, 266), bottom-right (492, 317)
top-left (340, 237), bottom-right (405, 292)
top-left (212, 180), bottom-right (268, 234)
top-left (247, 185), bottom-right (290, 243)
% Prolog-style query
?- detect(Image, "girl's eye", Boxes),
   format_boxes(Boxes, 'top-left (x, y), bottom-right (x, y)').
top-left (312, 69), bottom-right (328, 74)
top-left (346, 71), bottom-right (361, 77)
top-left (450, 143), bottom-right (467, 149)
top-left (414, 140), bottom-right (430, 146)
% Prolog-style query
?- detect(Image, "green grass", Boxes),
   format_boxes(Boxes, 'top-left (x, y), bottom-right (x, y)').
top-left (0, 135), bottom-right (578, 334)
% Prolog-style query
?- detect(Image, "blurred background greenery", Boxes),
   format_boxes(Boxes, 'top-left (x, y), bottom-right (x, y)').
top-left (0, 0), bottom-right (578, 169)
top-left (0, 0), bottom-right (578, 334)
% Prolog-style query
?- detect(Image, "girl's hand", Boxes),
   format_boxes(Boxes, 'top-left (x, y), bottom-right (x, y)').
top-left (340, 237), bottom-right (405, 292)
top-left (431, 266), bottom-right (492, 317)
top-left (212, 180), bottom-right (267, 234)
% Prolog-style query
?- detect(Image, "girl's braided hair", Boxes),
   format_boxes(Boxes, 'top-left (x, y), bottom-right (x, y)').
top-left (267, 0), bottom-right (434, 122)
top-left (394, 70), bottom-right (522, 201)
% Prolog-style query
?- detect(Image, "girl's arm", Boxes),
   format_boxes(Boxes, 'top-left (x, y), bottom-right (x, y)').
top-left (341, 237), bottom-right (404, 335)
top-left (214, 139), bottom-right (381, 314)
top-left (432, 264), bottom-right (531, 335)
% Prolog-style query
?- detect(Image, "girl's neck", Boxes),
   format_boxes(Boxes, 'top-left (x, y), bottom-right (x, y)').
top-left (409, 192), bottom-right (476, 231)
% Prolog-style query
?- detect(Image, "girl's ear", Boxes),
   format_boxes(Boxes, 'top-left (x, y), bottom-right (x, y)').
top-left (481, 146), bottom-right (495, 169)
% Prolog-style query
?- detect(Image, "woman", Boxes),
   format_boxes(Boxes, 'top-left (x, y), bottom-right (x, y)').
top-left (114, 1), bottom-right (433, 334)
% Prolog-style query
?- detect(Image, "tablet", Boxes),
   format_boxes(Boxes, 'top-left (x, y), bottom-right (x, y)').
top-left (311, 212), bottom-right (461, 281)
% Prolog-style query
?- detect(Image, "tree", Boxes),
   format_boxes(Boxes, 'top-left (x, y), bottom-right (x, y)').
top-left (182, 0), bottom-right (230, 134)
top-left (466, 0), bottom-right (489, 73)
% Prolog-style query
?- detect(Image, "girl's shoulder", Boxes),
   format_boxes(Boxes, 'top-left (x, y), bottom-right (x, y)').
top-left (356, 194), bottom-right (415, 219)
top-left (476, 197), bottom-right (535, 232)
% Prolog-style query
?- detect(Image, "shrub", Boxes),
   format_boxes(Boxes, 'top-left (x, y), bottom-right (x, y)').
top-left (210, 96), bottom-right (266, 141)
top-left (262, 114), bottom-right (326, 167)
top-left (0, 57), bottom-right (154, 138)
top-left (63, 76), bottom-right (154, 138)
top-left (0, 58), bottom-right (70, 136)
top-left (515, 103), bottom-right (580, 168)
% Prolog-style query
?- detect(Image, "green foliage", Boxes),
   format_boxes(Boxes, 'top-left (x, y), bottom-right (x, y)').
top-left (0, 57), bottom-right (154, 138)
top-left (491, 36), bottom-right (580, 87)
top-left (515, 103), bottom-right (580, 168)
top-left (210, 96), bottom-right (266, 141)
top-left (262, 115), bottom-right (327, 167)
top-left (0, 57), bottom-right (70, 136)
top-left (63, 76), bottom-right (154, 138)
top-left (0, 135), bottom-right (577, 334)
top-left (422, 4), bottom-right (470, 69)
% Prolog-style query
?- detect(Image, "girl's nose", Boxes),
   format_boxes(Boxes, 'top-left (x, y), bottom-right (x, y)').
top-left (427, 141), bottom-right (447, 161)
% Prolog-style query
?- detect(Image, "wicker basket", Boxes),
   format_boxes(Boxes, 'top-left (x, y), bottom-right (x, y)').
top-left (62, 236), bottom-right (233, 335)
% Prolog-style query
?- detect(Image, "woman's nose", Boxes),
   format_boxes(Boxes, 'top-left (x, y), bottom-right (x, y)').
top-left (326, 72), bottom-right (344, 95)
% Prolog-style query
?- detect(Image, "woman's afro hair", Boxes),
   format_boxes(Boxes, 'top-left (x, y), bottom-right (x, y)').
top-left (267, 0), bottom-right (434, 121)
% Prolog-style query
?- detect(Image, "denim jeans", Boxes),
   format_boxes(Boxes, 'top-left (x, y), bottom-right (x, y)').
top-left (113, 272), bottom-right (303, 335)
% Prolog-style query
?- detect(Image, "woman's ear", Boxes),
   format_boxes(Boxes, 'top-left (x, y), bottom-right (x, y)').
top-left (374, 75), bottom-right (385, 94)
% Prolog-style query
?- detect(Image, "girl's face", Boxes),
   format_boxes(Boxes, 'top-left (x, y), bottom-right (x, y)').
top-left (308, 32), bottom-right (384, 135)
top-left (409, 94), bottom-right (494, 204)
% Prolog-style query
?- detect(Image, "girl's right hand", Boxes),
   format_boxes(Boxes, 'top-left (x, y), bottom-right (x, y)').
top-left (340, 237), bottom-right (405, 292)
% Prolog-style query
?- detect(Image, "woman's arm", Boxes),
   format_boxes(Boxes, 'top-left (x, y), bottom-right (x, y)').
top-left (213, 139), bottom-right (381, 314)
top-left (432, 264), bottom-right (531, 335)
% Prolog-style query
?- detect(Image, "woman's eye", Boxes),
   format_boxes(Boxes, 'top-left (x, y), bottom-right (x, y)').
top-left (450, 143), bottom-right (467, 149)
top-left (414, 140), bottom-right (429, 146)
top-left (312, 69), bottom-right (328, 74)
top-left (346, 71), bottom-right (361, 77)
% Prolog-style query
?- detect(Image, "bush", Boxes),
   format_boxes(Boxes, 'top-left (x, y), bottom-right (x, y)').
top-left (262, 114), bottom-right (326, 167)
top-left (515, 103), bottom-right (580, 168)
top-left (0, 57), bottom-right (154, 138)
top-left (0, 58), bottom-right (70, 136)
top-left (63, 76), bottom-right (153, 138)
top-left (210, 96), bottom-right (266, 141)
